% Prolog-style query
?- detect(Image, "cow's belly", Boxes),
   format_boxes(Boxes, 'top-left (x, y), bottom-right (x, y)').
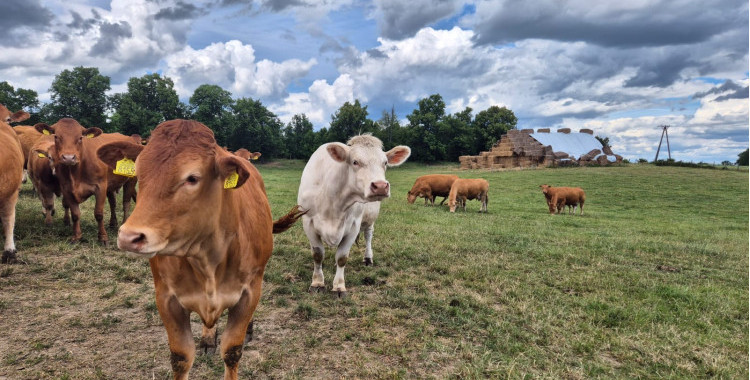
top-left (177, 287), bottom-right (244, 327)
top-left (307, 214), bottom-right (359, 248)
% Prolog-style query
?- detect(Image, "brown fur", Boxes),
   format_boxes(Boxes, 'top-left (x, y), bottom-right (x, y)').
top-left (97, 119), bottom-right (303, 379)
top-left (407, 174), bottom-right (459, 205)
top-left (35, 119), bottom-right (137, 243)
top-left (28, 136), bottom-right (70, 225)
top-left (448, 178), bottom-right (489, 213)
top-left (0, 104), bottom-right (25, 263)
top-left (13, 125), bottom-right (45, 171)
top-left (539, 184), bottom-right (585, 215)
top-left (234, 148), bottom-right (261, 161)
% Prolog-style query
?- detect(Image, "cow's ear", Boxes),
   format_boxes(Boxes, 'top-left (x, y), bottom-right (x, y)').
top-left (97, 141), bottom-right (144, 170)
top-left (33, 149), bottom-right (48, 159)
top-left (83, 127), bottom-right (103, 138)
top-left (10, 111), bottom-right (30, 123)
top-left (326, 143), bottom-right (349, 163)
top-left (250, 152), bottom-right (261, 160)
top-left (35, 123), bottom-right (54, 135)
top-left (217, 155), bottom-right (250, 189)
top-left (386, 145), bottom-right (411, 166)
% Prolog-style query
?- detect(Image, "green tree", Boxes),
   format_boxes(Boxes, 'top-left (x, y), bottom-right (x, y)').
top-left (283, 114), bottom-right (317, 159)
top-left (737, 149), bottom-right (749, 166)
top-left (48, 67), bottom-right (110, 128)
top-left (473, 105), bottom-right (517, 151)
top-left (374, 106), bottom-right (403, 150)
top-left (110, 73), bottom-right (183, 136)
top-left (190, 84), bottom-right (234, 146)
top-left (405, 94), bottom-right (447, 161)
top-left (0, 81), bottom-right (41, 124)
top-left (327, 99), bottom-right (374, 143)
top-left (230, 97), bottom-right (284, 158)
top-left (441, 107), bottom-right (475, 161)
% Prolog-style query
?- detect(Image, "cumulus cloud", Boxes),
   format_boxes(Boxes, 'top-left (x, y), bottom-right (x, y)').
top-left (371, 0), bottom-right (464, 40)
top-left (164, 40), bottom-right (316, 100)
top-left (0, 0), bottom-right (54, 46)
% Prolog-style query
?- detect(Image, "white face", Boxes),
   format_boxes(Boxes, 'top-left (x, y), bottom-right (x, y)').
top-left (348, 145), bottom-right (391, 201)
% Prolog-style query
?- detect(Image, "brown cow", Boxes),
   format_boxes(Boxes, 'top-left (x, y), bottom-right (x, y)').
top-left (35, 119), bottom-right (138, 244)
top-left (234, 148), bottom-right (261, 161)
top-left (539, 184), bottom-right (585, 215)
top-left (0, 106), bottom-right (25, 263)
top-left (29, 137), bottom-right (71, 225)
top-left (407, 174), bottom-right (459, 206)
top-left (14, 125), bottom-right (44, 183)
top-left (448, 178), bottom-right (489, 213)
top-left (96, 119), bottom-right (305, 380)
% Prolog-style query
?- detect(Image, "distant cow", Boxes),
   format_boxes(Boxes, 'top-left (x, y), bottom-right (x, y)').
top-left (539, 184), bottom-right (585, 215)
top-left (448, 178), bottom-right (489, 213)
top-left (97, 119), bottom-right (305, 379)
top-left (0, 106), bottom-right (25, 263)
top-left (407, 174), bottom-right (458, 206)
top-left (29, 137), bottom-right (70, 225)
top-left (234, 148), bottom-right (261, 161)
top-left (35, 119), bottom-right (138, 244)
top-left (298, 134), bottom-right (410, 296)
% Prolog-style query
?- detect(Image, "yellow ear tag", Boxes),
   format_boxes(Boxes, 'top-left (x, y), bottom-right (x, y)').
top-left (42, 129), bottom-right (50, 135)
top-left (113, 158), bottom-right (136, 177)
top-left (37, 153), bottom-right (46, 158)
top-left (251, 156), bottom-right (259, 161)
top-left (86, 133), bottom-right (95, 138)
top-left (224, 171), bottom-right (239, 189)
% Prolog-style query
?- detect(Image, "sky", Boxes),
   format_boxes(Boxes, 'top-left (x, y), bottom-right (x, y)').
top-left (1, 0), bottom-right (748, 163)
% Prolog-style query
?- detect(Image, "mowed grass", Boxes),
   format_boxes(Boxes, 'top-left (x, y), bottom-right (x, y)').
top-left (0, 162), bottom-right (747, 379)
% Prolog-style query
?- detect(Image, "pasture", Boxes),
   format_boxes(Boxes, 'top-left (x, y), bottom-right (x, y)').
top-left (0, 163), bottom-right (747, 379)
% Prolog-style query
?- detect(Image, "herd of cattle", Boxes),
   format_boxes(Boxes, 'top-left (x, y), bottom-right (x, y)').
top-left (0, 103), bottom-right (585, 379)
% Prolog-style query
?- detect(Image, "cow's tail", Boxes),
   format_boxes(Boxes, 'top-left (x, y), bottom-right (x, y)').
top-left (272, 205), bottom-right (308, 234)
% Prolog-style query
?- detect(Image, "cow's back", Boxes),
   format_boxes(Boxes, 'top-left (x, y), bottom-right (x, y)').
top-left (14, 125), bottom-right (43, 165)
top-left (0, 122), bottom-right (24, 198)
top-left (422, 174), bottom-right (459, 196)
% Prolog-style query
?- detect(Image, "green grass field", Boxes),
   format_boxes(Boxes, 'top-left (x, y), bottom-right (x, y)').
top-left (0, 162), bottom-right (747, 379)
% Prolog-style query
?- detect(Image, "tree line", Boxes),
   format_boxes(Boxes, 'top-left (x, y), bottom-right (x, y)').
top-left (0, 66), bottom-right (518, 161)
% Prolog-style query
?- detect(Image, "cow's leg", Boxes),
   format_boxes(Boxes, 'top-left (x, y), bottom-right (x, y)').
top-left (95, 187), bottom-right (109, 245)
top-left (39, 189), bottom-right (55, 225)
top-left (304, 219), bottom-right (326, 292)
top-left (62, 198), bottom-right (71, 226)
top-left (157, 294), bottom-right (195, 380)
top-left (222, 279), bottom-right (262, 380)
top-left (0, 192), bottom-right (19, 264)
top-left (121, 179), bottom-right (136, 223)
top-left (579, 201), bottom-right (584, 216)
top-left (106, 190), bottom-right (118, 228)
top-left (199, 325), bottom-right (217, 355)
top-left (423, 196), bottom-right (428, 206)
top-left (332, 231), bottom-right (357, 298)
top-left (69, 201), bottom-right (83, 243)
top-left (362, 223), bottom-right (375, 266)
top-left (438, 196), bottom-right (447, 206)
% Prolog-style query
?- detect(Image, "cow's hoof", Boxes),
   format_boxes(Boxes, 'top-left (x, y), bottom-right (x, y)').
top-left (98, 240), bottom-right (110, 248)
top-left (308, 285), bottom-right (326, 293)
top-left (363, 258), bottom-right (373, 266)
top-left (1, 250), bottom-right (17, 264)
top-left (332, 290), bottom-right (347, 299)
top-left (198, 343), bottom-right (216, 355)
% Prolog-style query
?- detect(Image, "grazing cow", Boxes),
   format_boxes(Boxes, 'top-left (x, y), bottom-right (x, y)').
top-left (234, 148), bottom-right (261, 161)
top-left (29, 137), bottom-right (70, 225)
top-left (35, 119), bottom-right (138, 244)
top-left (0, 114), bottom-right (24, 263)
top-left (297, 134), bottom-right (411, 296)
top-left (407, 174), bottom-right (459, 206)
top-left (96, 119), bottom-right (305, 380)
top-left (539, 184), bottom-right (586, 215)
top-left (448, 178), bottom-right (489, 213)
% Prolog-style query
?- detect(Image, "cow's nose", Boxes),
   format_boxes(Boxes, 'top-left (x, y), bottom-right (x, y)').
top-left (118, 228), bottom-right (147, 252)
top-left (61, 154), bottom-right (77, 165)
top-left (370, 181), bottom-right (389, 196)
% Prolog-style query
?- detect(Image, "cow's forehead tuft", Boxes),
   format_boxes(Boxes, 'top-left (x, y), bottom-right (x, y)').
top-left (347, 134), bottom-right (383, 149)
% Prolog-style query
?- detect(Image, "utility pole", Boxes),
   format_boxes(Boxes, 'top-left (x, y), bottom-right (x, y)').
top-left (654, 125), bottom-right (671, 161)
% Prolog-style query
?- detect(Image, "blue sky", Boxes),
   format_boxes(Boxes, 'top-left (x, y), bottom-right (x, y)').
top-left (1, 0), bottom-right (747, 163)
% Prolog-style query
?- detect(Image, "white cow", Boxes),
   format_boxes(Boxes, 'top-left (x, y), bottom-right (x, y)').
top-left (297, 134), bottom-right (410, 297)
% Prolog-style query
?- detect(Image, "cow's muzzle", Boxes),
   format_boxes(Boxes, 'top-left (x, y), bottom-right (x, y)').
top-left (60, 154), bottom-right (78, 166)
top-left (369, 181), bottom-right (390, 197)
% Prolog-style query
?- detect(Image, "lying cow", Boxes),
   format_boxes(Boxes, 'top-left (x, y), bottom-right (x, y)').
top-left (29, 137), bottom-right (70, 225)
top-left (234, 148), bottom-right (261, 161)
top-left (539, 184), bottom-right (586, 215)
top-left (35, 119), bottom-right (138, 244)
top-left (448, 178), bottom-right (489, 213)
top-left (97, 119), bottom-right (305, 380)
top-left (407, 174), bottom-right (458, 206)
top-left (0, 105), bottom-right (25, 263)
top-left (298, 134), bottom-right (410, 296)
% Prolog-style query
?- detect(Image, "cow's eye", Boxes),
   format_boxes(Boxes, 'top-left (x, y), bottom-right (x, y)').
top-left (186, 175), bottom-right (199, 185)
top-left (352, 160), bottom-right (359, 166)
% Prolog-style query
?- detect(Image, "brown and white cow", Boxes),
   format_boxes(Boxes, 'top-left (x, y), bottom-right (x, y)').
top-left (35, 119), bottom-right (138, 244)
top-left (407, 174), bottom-right (459, 206)
top-left (297, 134), bottom-right (410, 296)
top-left (448, 178), bottom-right (489, 213)
top-left (29, 136), bottom-right (71, 225)
top-left (96, 119), bottom-right (305, 380)
top-left (234, 148), bottom-right (261, 161)
top-left (0, 106), bottom-right (25, 263)
top-left (539, 184), bottom-right (585, 215)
